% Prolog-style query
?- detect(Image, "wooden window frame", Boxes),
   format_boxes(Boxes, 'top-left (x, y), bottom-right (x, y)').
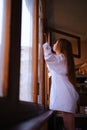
top-left (0, 1), bottom-right (54, 128)
top-left (0, 0), bottom-right (47, 115)
top-left (1, 0), bottom-right (45, 109)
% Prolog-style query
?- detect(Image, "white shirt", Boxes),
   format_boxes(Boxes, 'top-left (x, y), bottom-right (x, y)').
top-left (43, 42), bottom-right (79, 113)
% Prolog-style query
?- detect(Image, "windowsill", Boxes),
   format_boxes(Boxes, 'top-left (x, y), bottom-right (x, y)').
top-left (7, 110), bottom-right (54, 130)
top-left (0, 99), bottom-right (54, 129)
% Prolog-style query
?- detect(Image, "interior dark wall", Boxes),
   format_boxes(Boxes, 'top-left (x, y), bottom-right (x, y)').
top-left (46, 0), bottom-right (87, 38)
top-left (46, 0), bottom-right (87, 65)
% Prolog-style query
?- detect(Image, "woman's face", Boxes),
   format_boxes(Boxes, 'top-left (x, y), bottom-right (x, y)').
top-left (53, 40), bottom-right (60, 53)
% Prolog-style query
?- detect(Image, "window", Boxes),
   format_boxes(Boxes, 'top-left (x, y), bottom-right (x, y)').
top-left (19, 0), bottom-right (34, 101)
top-left (0, 0), bottom-right (46, 107)
top-left (19, 0), bottom-right (46, 104)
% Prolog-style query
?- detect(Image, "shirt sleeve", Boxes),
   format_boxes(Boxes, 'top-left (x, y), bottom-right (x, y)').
top-left (43, 42), bottom-right (65, 73)
top-left (43, 42), bottom-right (56, 63)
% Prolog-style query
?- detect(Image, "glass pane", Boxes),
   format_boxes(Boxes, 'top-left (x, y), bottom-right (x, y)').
top-left (0, 0), bottom-right (5, 96)
top-left (19, 0), bottom-right (34, 101)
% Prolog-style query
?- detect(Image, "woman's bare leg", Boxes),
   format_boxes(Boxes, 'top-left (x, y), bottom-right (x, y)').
top-left (62, 112), bottom-right (75, 130)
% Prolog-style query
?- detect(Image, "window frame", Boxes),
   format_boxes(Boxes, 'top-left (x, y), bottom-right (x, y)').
top-left (6, 0), bottom-right (46, 108)
top-left (0, 0), bottom-right (47, 113)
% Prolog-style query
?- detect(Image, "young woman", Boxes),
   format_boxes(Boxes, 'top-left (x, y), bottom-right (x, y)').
top-left (43, 38), bottom-right (79, 130)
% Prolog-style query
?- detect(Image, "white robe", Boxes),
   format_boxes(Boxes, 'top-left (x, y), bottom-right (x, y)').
top-left (43, 42), bottom-right (79, 113)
